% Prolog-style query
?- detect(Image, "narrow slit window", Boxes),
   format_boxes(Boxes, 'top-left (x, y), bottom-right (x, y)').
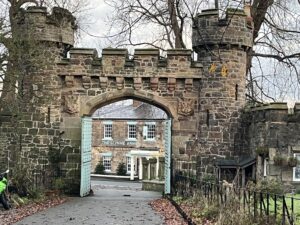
top-left (206, 110), bottom-right (210, 127)
top-left (235, 84), bottom-right (238, 101)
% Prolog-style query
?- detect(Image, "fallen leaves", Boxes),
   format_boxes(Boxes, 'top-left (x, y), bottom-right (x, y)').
top-left (150, 198), bottom-right (188, 225)
top-left (0, 195), bottom-right (67, 225)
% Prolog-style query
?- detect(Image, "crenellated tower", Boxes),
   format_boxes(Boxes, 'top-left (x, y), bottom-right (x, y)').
top-left (192, 8), bottom-right (253, 173)
top-left (5, 6), bottom-right (78, 191)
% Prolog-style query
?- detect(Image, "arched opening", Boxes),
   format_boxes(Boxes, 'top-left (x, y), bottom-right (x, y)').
top-left (80, 91), bottom-right (173, 196)
top-left (80, 89), bottom-right (178, 120)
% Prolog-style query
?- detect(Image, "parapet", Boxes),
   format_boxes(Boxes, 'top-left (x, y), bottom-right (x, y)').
top-left (58, 48), bottom-right (203, 78)
top-left (17, 6), bottom-right (76, 46)
top-left (192, 8), bottom-right (253, 51)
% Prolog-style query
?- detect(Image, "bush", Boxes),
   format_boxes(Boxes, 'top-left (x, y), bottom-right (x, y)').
top-left (200, 202), bottom-right (219, 221)
top-left (251, 179), bottom-right (284, 195)
top-left (288, 157), bottom-right (298, 167)
top-left (202, 173), bottom-right (217, 184)
top-left (11, 164), bottom-right (33, 197)
top-left (94, 162), bottom-right (105, 174)
top-left (53, 178), bottom-right (65, 190)
top-left (256, 146), bottom-right (269, 157)
top-left (116, 162), bottom-right (127, 176)
top-left (273, 155), bottom-right (287, 166)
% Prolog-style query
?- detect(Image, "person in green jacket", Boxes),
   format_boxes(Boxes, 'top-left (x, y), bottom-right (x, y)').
top-left (0, 174), bottom-right (10, 210)
top-left (0, 176), bottom-right (7, 193)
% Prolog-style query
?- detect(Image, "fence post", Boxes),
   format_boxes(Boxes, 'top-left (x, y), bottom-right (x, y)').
top-left (282, 196), bottom-right (286, 225)
top-left (291, 197), bottom-right (294, 225)
top-left (266, 193), bottom-right (269, 223)
top-left (254, 192), bottom-right (257, 220)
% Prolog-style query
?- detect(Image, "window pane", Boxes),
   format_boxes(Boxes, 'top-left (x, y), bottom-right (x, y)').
top-left (103, 156), bottom-right (111, 171)
top-left (126, 157), bottom-right (131, 173)
top-left (128, 124), bottom-right (136, 139)
top-left (293, 153), bottom-right (300, 181)
top-left (104, 124), bottom-right (112, 139)
top-left (295, 167), bottom-right (300, 180)
top-left (147, 124), bottom-right (155, 139)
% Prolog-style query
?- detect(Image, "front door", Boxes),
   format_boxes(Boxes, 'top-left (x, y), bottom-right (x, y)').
top-left (80, 117), bottom-right (92, 197)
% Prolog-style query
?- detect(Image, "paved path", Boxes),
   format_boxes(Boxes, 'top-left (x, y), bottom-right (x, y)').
top-left (14, 179), bottom-right (165, 225)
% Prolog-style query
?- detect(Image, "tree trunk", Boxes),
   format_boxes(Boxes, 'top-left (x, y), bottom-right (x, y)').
top-left (167, 0), bottom-right (185, 48)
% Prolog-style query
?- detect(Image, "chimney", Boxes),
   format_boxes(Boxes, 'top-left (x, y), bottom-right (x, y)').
top-left (132, 100), bottom-right (142, 108)
top-left (244, 3), bottom-right (254, 29)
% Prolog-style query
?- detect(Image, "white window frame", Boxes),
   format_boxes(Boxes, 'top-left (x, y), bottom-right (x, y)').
top-left (263, 158), bottom-right (268, 177)
top-left (127, 121), bottom-right (137, 140)
top-left (103, 156), bottom-right (112, 172)
top-left (293, 153), bottom-right (300, 182)
top-left (126, 156), bottom-right (136, 174)
top-left (126, 156), bottom-right (131, 174)
top-left (144, 122), bottom-right (156, 141)
top-left (103, 121), bottom-right (113, 140)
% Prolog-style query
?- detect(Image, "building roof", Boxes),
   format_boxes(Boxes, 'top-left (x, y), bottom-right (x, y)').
top-left (215, 156), bottom-right (256, 169)
top-left (92, 100), bottom-right (168, 119)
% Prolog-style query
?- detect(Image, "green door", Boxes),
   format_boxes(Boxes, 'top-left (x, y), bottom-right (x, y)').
top-left (80, 117), bottom-right (92, 197)
top-left (164, 119), bottom-right (172, 194)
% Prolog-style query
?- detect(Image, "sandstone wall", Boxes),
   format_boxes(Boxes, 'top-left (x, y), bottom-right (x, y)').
top-left (244, 103), bottom-right (300, 187)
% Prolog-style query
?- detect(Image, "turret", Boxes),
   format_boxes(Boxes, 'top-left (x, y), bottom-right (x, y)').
top-left (192, 8), bottom-right (254, 171)
top-left (17, 6), bottom-right (76, 48)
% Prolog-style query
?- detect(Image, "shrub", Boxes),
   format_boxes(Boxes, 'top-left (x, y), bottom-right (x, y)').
top-left (288, 157), bottom-right (298, 167)
top-left (53, 178), bottom-right (65, 190)
top-left (94, 161), bottom-right (105, 174)
top-left (116, 162), bottom-right (127, 176)
top-left (200, 202), bottom-right (219, 221)
top-left (256, 146), bottom-right (269, 157)
top-left (11, 164), bottom-right (33, 197)
top-left (253, 179), bottom-right (284, 195)
top-left (202, 173), bottom-right (217, 184)
top-left (273, 155), bottom-right (287, 166)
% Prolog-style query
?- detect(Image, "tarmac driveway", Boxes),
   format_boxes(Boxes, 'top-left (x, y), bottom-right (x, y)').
top-left (14, 179), bottom-right (165, 225)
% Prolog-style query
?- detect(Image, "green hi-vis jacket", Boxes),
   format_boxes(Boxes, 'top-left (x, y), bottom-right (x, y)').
top-left (0, 177), bottom-right (7, 193)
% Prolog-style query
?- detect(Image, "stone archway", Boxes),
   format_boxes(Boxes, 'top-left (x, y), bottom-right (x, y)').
top-left (80, 89), bottom-right (178, 120)
top-left (80, 90), bottom-right (175, 195)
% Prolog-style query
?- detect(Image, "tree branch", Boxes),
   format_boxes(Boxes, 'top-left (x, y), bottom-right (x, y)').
top-left (252, 52), bottom-right (300, 61)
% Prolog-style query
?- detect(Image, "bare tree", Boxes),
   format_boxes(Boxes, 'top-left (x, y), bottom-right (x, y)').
top-left (248, 0), bottom-right (300, 102)
top-left (103, 0), bottom-right (300, 102)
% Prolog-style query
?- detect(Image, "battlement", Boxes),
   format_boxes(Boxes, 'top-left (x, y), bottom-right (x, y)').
top-left (17, 6), bottom-right (76, 46)
top-left (192, 8), bottom-right (253, 51)
top-left (58, 48), bottom-right (203, 78)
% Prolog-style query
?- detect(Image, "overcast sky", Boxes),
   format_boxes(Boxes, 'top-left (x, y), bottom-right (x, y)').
top-left (75, 1), bottom-right (112, 51)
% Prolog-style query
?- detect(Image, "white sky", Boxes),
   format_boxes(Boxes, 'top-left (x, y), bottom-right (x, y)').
top-left (76, 1), bottom-right (112, 50)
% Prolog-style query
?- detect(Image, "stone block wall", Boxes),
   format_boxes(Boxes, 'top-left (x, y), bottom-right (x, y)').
top-left (244, 103), bottom-right (300, 188)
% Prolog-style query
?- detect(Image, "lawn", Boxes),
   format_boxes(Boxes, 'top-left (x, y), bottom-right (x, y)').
top-left (261, 194), bottom-right (300, 224)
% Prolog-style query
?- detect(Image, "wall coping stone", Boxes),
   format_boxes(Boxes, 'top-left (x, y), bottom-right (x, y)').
top-left (245, 102), bottom-right (300, 112)
top-left (226, 8), bottom-right (246, 16)
top-left (70, 48), bottom-right (98, 56)
top-left (102, 48), bottom-right (128, 55)
top-left (167, 49), bottom-right (192, 56)
top-left (26, 6), bottom-right (47, 13)
top-left (197, 9), bottom-right (218, 17)
top-left (134, 49), bottom-right (159, 55)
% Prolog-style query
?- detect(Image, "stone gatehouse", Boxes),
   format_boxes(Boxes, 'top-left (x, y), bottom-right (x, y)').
top-left (5, 5), bottom-right (300, 194)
